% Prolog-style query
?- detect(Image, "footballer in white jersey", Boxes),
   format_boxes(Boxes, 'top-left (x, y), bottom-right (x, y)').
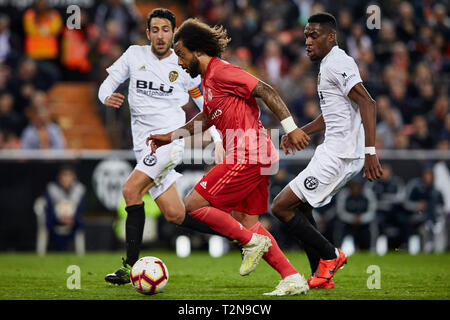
top-left (99, 9), bottom-right (224, 285)
top-left (271, 13), bottom-right (383, 289)
top-left (99, 45), bottom-right (221, 153)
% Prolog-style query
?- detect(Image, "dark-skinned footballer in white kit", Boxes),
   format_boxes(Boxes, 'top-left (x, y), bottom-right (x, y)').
top-left (272, 12), bottom-right (383, 289)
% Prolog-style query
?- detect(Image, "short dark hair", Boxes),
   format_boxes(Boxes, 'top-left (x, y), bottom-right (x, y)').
top-left (58, 164), bottom-right (76, 176)
top-left (147, 8), bottom-right (176, 31)
top-left (308, 12), bottom-right (337, 31)
top-left (174, 18), bottom-right (230, 58)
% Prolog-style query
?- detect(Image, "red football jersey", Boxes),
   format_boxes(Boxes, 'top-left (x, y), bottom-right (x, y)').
top-left (201, 57), bottom-right (278, 165)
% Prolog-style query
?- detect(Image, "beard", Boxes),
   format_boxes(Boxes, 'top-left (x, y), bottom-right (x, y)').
top-left (151, 43), bottom-right (171, 58)
top-left (187, 56), bottom-right (201, 78)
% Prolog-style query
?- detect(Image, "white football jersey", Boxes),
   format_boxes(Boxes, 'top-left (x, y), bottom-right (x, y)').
top-left (317, 45), bottom-right (365, 159)
top-left (100, 45), bottom-right (203, 151)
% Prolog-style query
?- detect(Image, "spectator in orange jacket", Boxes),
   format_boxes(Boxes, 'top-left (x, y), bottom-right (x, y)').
top-left (60, 9), bottom-right (99, 80)
top-left (22, 0), bottom-right (63, 82)
top-left (23, 0), bottom-right (62, 60)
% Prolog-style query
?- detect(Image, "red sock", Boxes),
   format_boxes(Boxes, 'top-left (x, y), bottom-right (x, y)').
top-left (190, 207), bottom-right (253, 245)
top-left (250, 222), bottom-right (298, 279)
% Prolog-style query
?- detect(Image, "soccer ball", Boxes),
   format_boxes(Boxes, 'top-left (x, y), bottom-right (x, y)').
top-left (130, 256), bottom-right (169, 295)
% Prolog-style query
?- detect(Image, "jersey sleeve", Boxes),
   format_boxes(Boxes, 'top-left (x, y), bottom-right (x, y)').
top-left (188, 84), bottom-right (203, 98)
top-left (186, 75), bottom-right (203, 109)
top-left (328, 57), bottom-right (362, 96)
top-left (98, 47), bottom-right (132, 104)
top-left (105, 46), bottom-right (132, 83)
top-left (215, 64), bottom-right (259, 99)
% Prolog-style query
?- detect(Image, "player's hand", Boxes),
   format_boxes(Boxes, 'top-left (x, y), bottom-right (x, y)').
top-left (363, 154), bottom-right (383, 182)
top-left (104, 93), bottom-right (125, 108)
top-left (280, 134), bottom-right (294, 155)
top-left (146, 132), bottom-right (173, 154)
top-left (214, 142), bottom-right (225, 164)
top-left (285, 129), bottom-right (310, 154)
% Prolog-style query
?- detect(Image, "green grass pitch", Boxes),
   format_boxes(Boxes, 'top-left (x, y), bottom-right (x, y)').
top-left (1, 250), bottom-right (449, 300)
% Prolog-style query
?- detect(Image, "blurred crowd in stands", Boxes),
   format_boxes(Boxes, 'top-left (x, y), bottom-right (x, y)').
top-left (0, 0), bottom-right (448, 151)
top-left (0, 0), bottom-right (449, 252)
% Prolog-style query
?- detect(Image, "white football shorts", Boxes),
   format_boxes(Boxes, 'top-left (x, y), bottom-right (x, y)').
top-left (134, 139), bottom-right (185, 200)
top-left (289, 144), bottom-right (364, 208)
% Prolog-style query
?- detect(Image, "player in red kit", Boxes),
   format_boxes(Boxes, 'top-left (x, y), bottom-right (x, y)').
top-left (148, 18), bottom-right (311, 296)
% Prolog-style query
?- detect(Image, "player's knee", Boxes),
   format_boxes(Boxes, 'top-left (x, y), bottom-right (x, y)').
top-left (163, 206), bottom-right (184, 225)
top-left (122, 182), bottom-right (140, 205)
top-left (184, 193), bottom-right (198, 213)
top-left (184, 199), bottom-right (195, 214)
top-left (270, 201), bottom-right (280, 218)
top-left (231, 211), bottom-right (258, 229)
top-left (184, 189), bottom-right (209, 213)
top-left (271, 198), bottom-right (288, 222)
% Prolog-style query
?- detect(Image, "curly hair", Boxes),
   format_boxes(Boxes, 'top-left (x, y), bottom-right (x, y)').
top-left (174, 18), bottom-right (231, 58)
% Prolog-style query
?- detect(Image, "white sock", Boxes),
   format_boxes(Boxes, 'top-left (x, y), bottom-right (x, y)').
top-left (283, 273), bottom-right (302, 281)
top-left (245, 233), bottom-right (258, 246)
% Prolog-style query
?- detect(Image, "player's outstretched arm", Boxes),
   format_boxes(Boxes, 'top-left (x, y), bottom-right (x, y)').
top-left (348, 83), bottom-right (383, 182)
top-left (147, 112), bottom-right (211, 154)
top-left (251, 80), bottom-right (310, 153)
top-left (300, 114), bottom-right (325, 135)
top-left (280, 114), bottom-right (326, 155)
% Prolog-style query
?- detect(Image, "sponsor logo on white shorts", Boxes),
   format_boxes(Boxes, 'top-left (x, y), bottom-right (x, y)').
top-left (143, 154), bottom-right (157, 166)
top-left (304, 176), bottom-right (319, 190)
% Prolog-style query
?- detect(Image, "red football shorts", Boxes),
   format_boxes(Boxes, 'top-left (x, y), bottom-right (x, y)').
top-left (193, 162), bottom-right (272, 215)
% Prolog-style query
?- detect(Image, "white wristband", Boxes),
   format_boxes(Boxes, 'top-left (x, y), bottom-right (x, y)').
top-left (280, 116), bottom-right (298, 134)
top-left (364, 146), bottom-right (376, 155)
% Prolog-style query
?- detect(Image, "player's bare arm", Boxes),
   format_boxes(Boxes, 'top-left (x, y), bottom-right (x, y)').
top-left (281, 114), bottom-right (325, 155)
top-left (301, 114), bottom-right (325, 135)
top-left (348, 82), bottom-right (383, 182)
top-left (251, 80), bottom-right (310, 153)
top-left (104, 93), bottom-right (125, 108)
top-left (146, 111), bottom-right (211, 153)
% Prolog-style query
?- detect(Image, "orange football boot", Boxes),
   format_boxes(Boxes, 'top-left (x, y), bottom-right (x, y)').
top-left (308, 249), bottom-right (347, 288)
top-left (308, 276), bottom-right (335, 289)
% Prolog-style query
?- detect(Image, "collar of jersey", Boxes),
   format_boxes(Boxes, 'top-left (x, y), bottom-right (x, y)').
top-left (149, 47), bottom-right (175, 62)
top-left (204, 57), bottom-right (219, 79)
top-left (320, 45), bottom-right (339, 65)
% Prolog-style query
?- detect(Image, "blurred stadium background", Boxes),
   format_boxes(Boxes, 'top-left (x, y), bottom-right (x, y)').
top-left (0, 0), bottom-right (449, 258)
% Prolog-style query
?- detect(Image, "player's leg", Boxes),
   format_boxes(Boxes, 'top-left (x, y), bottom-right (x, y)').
top-left (122, 169), bottom-right (155, 264)
top-left (271, 185), bottom-right (346, 288)
top-left (153, 182), bottom-right (227, 238)
top-left (105, 169), bottom-right (154, 284)
top-left (185, 188), bottom-right (272, 276)
top-left (107, 141), bottom-right (185, 284)
top-left (271, 185), bottom-right (336, 258)
top-left (232, 211), bottom-right (309, 295)
top-left (294, 205), bottom-right (335, 289)
top-left (232, 212), bottom-right (297, 278)
top-left (296, 206), bottom-right (321, 275)
top-left (231, 177), bottom-right (301, 280)
top-left (152, 182), bottom-right (185, 225)
top-left (184, 189), bottom-right (258, 245)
